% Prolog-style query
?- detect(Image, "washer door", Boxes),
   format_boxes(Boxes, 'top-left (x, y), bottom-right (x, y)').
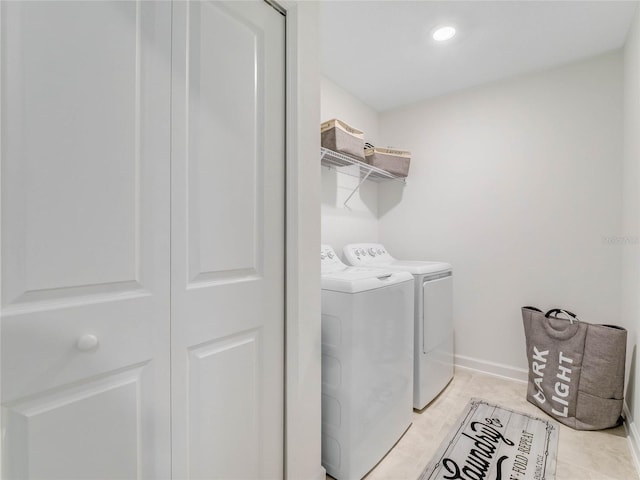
top-left (423, 274), bottom-right (453, 353)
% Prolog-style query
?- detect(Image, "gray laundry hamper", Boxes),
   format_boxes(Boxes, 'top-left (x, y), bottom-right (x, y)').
top-left (521, 306), bottom-right (627, 430)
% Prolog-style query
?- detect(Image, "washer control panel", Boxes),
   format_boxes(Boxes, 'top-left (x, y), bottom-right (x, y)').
top-left (343, 243), bottom-right (393, 266)
top-left (321, 245), bottom-right (346, 273)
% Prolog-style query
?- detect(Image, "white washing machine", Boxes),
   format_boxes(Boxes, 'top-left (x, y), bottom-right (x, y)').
top-left (343, 243), bottom-right (453, 410)
top-left (320, 245), bottom-right (414, 480)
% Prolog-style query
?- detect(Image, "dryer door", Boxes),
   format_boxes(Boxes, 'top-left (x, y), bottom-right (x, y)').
top-left (422, 274), bottom-right (453, 353)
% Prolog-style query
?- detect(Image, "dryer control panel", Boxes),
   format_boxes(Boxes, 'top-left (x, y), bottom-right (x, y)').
top-left (343, 243), bottom-right (394, 266)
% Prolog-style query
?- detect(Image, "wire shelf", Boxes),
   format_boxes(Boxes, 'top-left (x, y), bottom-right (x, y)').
top-left (320, 147), bottom-right (407, 184)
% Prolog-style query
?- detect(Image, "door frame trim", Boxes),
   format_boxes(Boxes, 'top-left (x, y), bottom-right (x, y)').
top-left (278, 2), bottom-right (324, 480)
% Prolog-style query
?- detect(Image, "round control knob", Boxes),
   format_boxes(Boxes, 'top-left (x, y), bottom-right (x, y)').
top-left (76, 334), bottom-right (99, 352)
top-left (368, 248), bottom-right (376, 256)
top-left (357, 248), bottom-right (365, 256)
top-left (377, 249), bottom-right (383, 255)
top-left (327, 251), bottom-right (334, 259)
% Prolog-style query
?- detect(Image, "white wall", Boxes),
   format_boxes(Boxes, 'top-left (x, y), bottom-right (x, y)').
top-left (321, 76), bottom-right (380, 143)
top-left (320, 76), bottom-right (380, 256)
top-left (621, 6), bottom-right (640, 468)
top-left (378, 52), bottom-right (624, 378)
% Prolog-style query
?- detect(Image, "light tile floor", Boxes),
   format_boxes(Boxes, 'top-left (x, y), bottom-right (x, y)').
top-left (328, 368), bottom-right (639, 480)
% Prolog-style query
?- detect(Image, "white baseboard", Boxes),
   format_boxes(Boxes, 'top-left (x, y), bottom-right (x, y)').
top-left (455, 354), bottom-right (528, 383)
top-left (624, 403), bottom-right (640, 477)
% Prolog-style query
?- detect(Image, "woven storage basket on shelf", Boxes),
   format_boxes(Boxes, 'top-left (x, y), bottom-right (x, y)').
top-left (364, 146), bottom-right (411, 177)
top-left (320, 119), bottom-right (365, 161)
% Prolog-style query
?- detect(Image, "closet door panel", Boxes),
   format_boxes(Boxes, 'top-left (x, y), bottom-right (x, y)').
top-left (187, 0), bottom-right (262, 281)
top-left (3, 367), bottom-right (145, 479)
top-left (187, 331), bottom-right (261, 478)
top-left (171, 1), bottom-right (285, 478)
top-left (1, 2), bottom-right (171, 478)
top-left (2, 0), bottom-right (140, 305)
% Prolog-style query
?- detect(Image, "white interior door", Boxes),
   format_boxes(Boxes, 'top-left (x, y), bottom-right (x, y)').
top-left (1, 1), bottom-right (172, 478)
top-left (170, 1), bottom-right (286, 479)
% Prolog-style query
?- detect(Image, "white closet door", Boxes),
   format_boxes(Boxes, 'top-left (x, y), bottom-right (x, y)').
top-left (170, 1), bottom-right (285, 478)
top-left (1, 2), bottom-right (171, 478)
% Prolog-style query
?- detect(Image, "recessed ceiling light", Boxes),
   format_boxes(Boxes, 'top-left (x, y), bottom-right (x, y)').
top-left (432, 25), bottom-right (456, 42)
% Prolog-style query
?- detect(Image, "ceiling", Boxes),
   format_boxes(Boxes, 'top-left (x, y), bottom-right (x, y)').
top-left (320, 1), bottom-right (639, 111)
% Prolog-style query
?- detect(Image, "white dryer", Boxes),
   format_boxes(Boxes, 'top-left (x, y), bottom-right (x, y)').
top-left (320, 245), bottom-right (413, 480)
top-left (343, 243), bottom-right (453, 410)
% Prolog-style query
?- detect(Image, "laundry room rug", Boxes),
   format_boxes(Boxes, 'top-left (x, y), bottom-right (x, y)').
top-left (419, 398), bottom-right (559, 480)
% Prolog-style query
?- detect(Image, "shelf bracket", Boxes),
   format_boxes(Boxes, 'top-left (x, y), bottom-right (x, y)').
top-left (319, 147), bottom-right (406, 208)
top-left (343, 169), bottom-right (372, 207)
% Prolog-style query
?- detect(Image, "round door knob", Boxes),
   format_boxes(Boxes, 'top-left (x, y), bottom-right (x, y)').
top-left (76, 334), bottom-right (99, 351)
